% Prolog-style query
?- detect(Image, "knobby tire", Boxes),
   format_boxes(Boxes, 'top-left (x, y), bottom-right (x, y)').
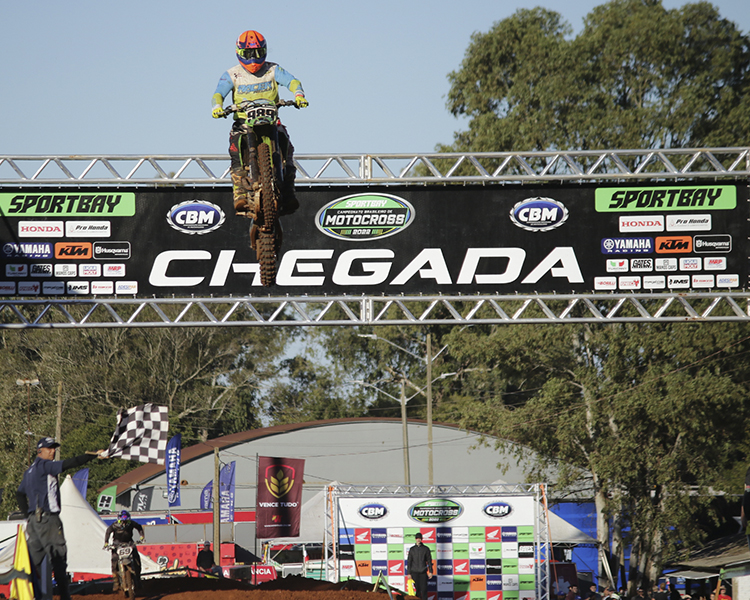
top-left (123, 565), bottom-right (135, 600)
top-left (256, 142), bottom-right (279, 286)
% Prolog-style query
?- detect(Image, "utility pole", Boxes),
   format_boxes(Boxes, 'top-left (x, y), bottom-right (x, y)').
top-left (426, 333), bottom-right (433, 486)
top-left (56, 382), bottom-right (63, 460)
top-left (400, 379), bottom-right (411, 485)
top-left (213, 446), bottom-right (220, 566)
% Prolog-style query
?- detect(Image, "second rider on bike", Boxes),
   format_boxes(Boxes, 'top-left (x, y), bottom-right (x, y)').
top-left (104, 510), bottom-right (145, 591)
top-left (211, 30), bottom-right (308, 217)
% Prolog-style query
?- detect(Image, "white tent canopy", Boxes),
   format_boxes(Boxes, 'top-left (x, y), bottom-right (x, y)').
top-left (0, 476), bottom-right (159, 577)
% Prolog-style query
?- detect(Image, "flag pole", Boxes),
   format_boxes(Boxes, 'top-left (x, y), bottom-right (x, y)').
top-left (254, 452), bottom-right (259, 586)
top-left (213, 446), bottom-right (220, 567)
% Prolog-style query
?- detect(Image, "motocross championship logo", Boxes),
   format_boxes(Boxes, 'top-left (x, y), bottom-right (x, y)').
top-left (264, 465), bottom-right (297, 499)
top-left (315, 193), bottom-right (415, 241)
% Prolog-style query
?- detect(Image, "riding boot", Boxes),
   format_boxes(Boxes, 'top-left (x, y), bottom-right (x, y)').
top-left (279, 165), bottom-right (300, 216)
top-left (112, 572), bottom-right (120, 592)
top-left (231, 170), bottom-right (250, 215)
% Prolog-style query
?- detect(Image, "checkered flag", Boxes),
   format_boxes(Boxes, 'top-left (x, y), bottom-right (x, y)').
top-left (103, 404), bottom-right (169, 465)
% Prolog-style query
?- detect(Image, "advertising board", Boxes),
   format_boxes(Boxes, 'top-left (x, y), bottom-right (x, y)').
top-left (337, 495), bottom-right (537, 600)
top-left (0, 183), bottom-right (744, 297)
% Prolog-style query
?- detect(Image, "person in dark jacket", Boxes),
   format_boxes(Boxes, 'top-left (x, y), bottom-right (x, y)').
top-left (407, 533), bottom-right (433, 600)
top-left (16, 437), bottom-right (105, 600)
top-left (104, 510), bottom-right (145, 590)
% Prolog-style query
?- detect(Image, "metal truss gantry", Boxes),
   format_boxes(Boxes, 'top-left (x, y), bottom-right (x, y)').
top-left (0, 149), bottom-right (748, 328)
top-left (1, 147), bottom-right (749, 185)
top-left (2, 293), bottom-right (750, 329)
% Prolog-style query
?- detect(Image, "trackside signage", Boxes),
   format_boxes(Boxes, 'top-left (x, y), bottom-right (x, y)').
top-left (0, 183), bottom-right (745, 296)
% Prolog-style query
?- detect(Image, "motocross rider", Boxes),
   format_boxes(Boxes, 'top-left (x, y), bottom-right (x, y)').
top-left (104, 510), bottom-right (145, 590)
top-left (211, 30), bottom-right (308, 217)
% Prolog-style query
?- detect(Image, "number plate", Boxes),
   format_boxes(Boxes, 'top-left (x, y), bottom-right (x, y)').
top-left (246, 107), bottom-right (277, 120)
top-left (117, 546), bottom-right (133, 558)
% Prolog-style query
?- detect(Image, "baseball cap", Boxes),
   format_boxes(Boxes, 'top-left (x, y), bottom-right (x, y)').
top-left (37, 437), bottom-right (60, 450)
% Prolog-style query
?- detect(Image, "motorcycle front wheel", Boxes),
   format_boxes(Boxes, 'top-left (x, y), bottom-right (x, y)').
top-left (255, 142), bottom-right (280, 286)
top-left (122, 566), bottom-right (136, 600)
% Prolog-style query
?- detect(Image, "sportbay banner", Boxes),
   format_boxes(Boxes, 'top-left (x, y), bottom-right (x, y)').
top-left (0, 183), bottom-right (745, 296)
top-left (256, 455), bottom-right (305, 539)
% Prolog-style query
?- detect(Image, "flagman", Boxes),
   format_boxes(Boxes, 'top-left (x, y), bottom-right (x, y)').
top-left (16, 437), bottom-right (106, 600)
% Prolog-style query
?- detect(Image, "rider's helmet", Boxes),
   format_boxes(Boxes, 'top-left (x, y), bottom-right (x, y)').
top-left (117, 510), bottom-right (131, 522)
top-left (236, 30), bottom-right (267, 74)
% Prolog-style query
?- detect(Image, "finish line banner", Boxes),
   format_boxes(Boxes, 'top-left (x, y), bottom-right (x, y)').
top-left (0, 183), bottom-right (745, 296)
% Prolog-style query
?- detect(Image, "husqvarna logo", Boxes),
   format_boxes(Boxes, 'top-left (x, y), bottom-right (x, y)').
top-left (358, 503), bottom-right (388, 520)
top-left (510, 197), bottom-right (568, 232)
top-left (166, 201), bottom-right (225, 235)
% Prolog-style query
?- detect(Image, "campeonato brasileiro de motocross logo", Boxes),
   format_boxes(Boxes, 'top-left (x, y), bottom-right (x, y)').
top-left (315, 193), bottom-right (415, 241)
top-left (409, 499), bottom-right (463, 524)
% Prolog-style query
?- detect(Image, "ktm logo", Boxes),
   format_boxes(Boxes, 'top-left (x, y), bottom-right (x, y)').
top-left (655, 236), bottom-right (692, 254)
top-left (54, 242), bottom-right (92, 259)
top-left (264, 465), bottom-right (296, 498)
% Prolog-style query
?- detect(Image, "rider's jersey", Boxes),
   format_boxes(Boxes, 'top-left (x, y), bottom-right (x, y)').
top-left (212, 62), bottom-right (304, 116)
top-left (105, 520), bottom-right (144, 546)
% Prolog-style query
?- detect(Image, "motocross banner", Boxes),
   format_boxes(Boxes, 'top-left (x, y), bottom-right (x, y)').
top-left (200, 480), bottom-right (213, 511)
top-left (131, 486), bottom-right (154, 513)
top-left (0, 183), bottom-right (746, 296)
top-left (166, 434), bottom-right (181, 507)
top-left (219, 461), bottom-right (236, 523)
top-left (255, 456), bottom-right (305, 539)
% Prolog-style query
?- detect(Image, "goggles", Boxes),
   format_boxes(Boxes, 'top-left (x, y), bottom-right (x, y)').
top-left (239, 47), bottom-right (266, 60)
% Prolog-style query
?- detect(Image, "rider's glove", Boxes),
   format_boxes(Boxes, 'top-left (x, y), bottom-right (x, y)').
top-left (211, 106), bottom-right (225, 119)
top-left (294, 95), bottom-right (309, 109)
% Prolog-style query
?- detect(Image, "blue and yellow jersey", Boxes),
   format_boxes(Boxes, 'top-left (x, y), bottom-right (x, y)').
top-left (212, 62), bottom-right (304, 114)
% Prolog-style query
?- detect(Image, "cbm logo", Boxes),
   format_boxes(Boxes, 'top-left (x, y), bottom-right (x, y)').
top-left (358, 503), bottom-right (388, 520)
top-left (510, 197), bottom-right (569, 232)
top-left (166, 200), bottom-right (225, 235)
top-left (483, 501), bottom-right (513, 518)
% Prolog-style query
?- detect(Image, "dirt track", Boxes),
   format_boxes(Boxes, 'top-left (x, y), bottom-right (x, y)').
top-left (72, 574), bottom-right (411, 600)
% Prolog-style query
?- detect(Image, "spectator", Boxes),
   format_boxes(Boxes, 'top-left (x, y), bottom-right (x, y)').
top-left (196, 541), bottom-right (221, 576)
top-left (566, 584), bottom-right (581, 600)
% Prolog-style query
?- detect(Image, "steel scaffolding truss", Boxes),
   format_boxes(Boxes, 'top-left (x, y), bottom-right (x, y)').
top-left (1, 292), bottom-right (750, 328)
top-left (0, 147), bottom-right (748, 184)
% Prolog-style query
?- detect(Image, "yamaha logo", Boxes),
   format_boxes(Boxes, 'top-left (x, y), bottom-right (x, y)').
top-left (510, 197), bottom-right (568, 232)
top-left (166, 200), bottom-right (225, 235)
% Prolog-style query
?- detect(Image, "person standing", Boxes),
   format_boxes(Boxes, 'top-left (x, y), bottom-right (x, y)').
top-left (407, 532), bottom-right (433, 600)
top-left (16, 437), bottom-right (104, 600)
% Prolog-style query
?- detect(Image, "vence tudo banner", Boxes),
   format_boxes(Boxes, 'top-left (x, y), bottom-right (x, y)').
top-left (256, 456), bottom-right (305, 539)
top-left (0, 183), bottom-right (745, 296)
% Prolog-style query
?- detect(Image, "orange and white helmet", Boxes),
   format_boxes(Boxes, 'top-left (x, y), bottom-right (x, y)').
top-left (236, 30), bottom-right (267, 74)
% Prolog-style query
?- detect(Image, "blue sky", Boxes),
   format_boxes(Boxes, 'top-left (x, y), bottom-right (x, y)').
top-left (1, 0), bottom-right (747, 157)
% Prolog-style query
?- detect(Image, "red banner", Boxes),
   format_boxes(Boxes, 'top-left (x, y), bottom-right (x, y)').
top-left (256, 456), bottom-right (305, 539)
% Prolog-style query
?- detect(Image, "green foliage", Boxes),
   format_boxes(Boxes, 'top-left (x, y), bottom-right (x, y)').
top-left (445, 0), bottom-right (750, 152)
top-left (0, 326), bottom-right (290, 516)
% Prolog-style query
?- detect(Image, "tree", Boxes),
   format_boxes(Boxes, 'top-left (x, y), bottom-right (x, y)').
top-left (0, 326), bottom-right (290, 516)
top-left (444, 0), bottom-right (750, 152)
top-left (447, 321), bottom-right (750, 590)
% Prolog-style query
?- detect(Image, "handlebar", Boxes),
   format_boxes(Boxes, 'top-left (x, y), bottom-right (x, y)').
top-left (220, 99), bottom-right (298, 118)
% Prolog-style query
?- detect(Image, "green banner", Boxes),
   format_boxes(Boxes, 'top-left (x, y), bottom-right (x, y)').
top-left (96, 484), bottom-right (117, 513)
top-left (0, 193), bottom-right (136, 216)
top-left (595, 185), bottom-right (736, 212)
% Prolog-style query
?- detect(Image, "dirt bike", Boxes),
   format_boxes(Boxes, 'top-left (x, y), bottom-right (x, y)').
top-left (106, 541), bottom-right (139, 600)
top-left (221, 99), bottom-right (298, 287)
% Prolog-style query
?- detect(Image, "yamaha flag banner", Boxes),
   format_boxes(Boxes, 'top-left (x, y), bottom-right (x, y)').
top-left (166, 434), bottom-right (181, 507)
top-left (256, 456), bottom-right (305, 539)
top-left (200, 480), bottom-right (213, 511)
top-left (0, 183), bottom-right (745, 296)
top-left (219, 461), bottom-right (236, 523)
